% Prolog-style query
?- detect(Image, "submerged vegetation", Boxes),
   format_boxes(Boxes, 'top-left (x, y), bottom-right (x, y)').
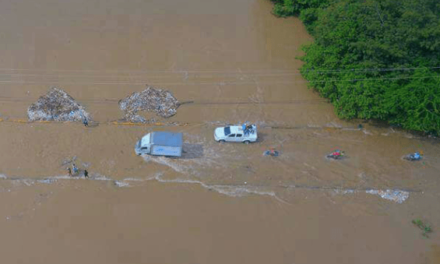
top-left (412, 219), bottom-right (433, 238)
top-left (271, 0), bottom-right (440, 134)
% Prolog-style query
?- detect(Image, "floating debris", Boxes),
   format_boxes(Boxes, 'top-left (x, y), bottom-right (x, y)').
top-left (366, 189), bottom-right (409, 204)
top-left (28, 88), bottom-right (91, 122)
top-left (119, 86), bottom-right (180, 123)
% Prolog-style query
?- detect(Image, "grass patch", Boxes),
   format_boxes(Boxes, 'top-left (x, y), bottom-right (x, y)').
top-left (412, 219), bottom-right (433, 238)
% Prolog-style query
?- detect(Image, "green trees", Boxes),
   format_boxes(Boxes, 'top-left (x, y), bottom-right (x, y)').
top-left (271, 0), bottom-right (330, 17)
top-left (274, 0), bottom-right (440, 134)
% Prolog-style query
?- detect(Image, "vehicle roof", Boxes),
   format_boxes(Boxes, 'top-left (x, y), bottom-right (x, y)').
top-left (151, 132), bottom-right (183, 147)
top-left (228, 126), bottom-right (244, 134)
top-left (226, 125), bottom-right (257, 135)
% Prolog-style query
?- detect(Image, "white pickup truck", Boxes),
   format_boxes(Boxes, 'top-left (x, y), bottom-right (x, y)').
top-left (214, 124), bottom-right (257, 144)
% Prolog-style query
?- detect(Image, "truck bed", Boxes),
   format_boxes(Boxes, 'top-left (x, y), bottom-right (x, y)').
top-left (152, 132), bottom-right (183, 147)
top-left (151, 145), bottom-right (182, 157)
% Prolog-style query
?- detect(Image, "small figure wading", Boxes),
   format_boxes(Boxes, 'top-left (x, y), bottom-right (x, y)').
top-left (405, 152), bottom-right (422, 161)
top-left (67, 167), bottom-right (72, 176)
top-left (264, 148), bottom-right (279, 157)
top-left (83, 117), bottom-right (89, 127)
top-left (327, 149), bottom-right (345, 160)
top-left (72, 163), bottom-right (79, 175)
top-left (84, 170), bottom-right (89, 178)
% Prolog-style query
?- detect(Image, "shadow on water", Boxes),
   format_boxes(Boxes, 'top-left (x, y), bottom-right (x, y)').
top-left (256, 132), bottom-right (268, 143)
top-left (87, 122), bottom-right (100, 128)
top-left (179, 143), bottom-right (204, 159)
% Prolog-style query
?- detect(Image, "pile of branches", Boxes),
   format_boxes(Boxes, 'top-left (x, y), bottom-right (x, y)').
top-left (119, 86), bottom-right (180, 123)
top-left (28, 87), bottom-right (91, 122)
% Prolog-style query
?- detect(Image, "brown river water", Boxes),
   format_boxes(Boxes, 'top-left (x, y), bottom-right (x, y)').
top-left (0, 0), bottom-right (440, 263)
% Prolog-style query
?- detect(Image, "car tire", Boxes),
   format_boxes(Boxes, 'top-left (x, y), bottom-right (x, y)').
top-left (219, 140), bottom-right (226, 143)
top-left (243, 140), bottom-right (250, 144)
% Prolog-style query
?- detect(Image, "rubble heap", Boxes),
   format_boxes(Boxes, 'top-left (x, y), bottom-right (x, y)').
top-left (28, 88), bottom-right (91, 122)
top-left (119, 86), bottom-right (180, 123)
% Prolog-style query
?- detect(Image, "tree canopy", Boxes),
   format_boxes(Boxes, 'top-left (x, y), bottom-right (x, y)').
top-left (272, 0), bottom-right (440, 134)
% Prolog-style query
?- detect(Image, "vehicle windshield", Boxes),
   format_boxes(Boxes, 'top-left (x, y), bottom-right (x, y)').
top-left (224, 127), bottom-right (231, 136)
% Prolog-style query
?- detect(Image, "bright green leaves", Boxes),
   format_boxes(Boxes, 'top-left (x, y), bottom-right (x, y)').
top-left (276, 0), bottom-right (440, 134)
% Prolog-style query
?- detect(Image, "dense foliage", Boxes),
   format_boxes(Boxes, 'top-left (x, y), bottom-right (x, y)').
top-left (272, 0), bottom-right (440, 134)
top-left (271, 0), bottom-right (330, 17)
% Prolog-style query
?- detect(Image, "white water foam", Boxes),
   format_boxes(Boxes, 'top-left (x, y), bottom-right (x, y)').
top-left (92, 174), bottom-right (113, 181)
top-left (0, 173), bottom-right (411, 204)
top-left (112, 177), bottom-right (156, 188)
top-left (152, 173), bottom-right (288, 203)
top-left (38, 179), bottom-right (57, 184)
top-left (333, 189), bottom-right (356, 195)
top-left (114, 181), bottom-right (130, 188)
top-left (366, 189), bottom-right (409, 204)
top-left (0, 173), bottom-right (109, 187)
top-left (362, 129), bottom-right (373, 135)
top-left (121, 177), bottom-right (146, 182)
top-left (143, 155), bottom-right (190, 174)
top-left (141, 145), bottom-right (224, 176)
top-left (333, 188), bottom-right (410, 203)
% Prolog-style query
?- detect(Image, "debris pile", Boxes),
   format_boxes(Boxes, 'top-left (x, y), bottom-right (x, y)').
top-left (119, 86), bottom-right (179, 123)
top-left (28, 88), bottom-right (91, 122)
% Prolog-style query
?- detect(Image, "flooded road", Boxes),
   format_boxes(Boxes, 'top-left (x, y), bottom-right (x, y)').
top-left (0, 0), bottom-right (439, 263)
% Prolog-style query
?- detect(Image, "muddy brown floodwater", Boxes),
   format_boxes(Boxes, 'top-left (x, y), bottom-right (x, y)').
top-left (0, 0), bottom-right (439, 263)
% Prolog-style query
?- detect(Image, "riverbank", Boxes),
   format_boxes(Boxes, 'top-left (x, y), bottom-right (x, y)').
top-left (269, 0), bottom-right (440, 135)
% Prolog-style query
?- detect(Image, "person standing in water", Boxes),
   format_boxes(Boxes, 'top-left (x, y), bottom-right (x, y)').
top-left (72, 164), bottom-right (79, 175)
top-left (332, 150), bottom-right (341, 158)
top-left (67, 167), bottom-right (72, 176)
top-left (84, 170), bottom-right (89, 178)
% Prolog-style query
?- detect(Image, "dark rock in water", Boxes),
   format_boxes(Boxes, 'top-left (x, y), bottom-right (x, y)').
top-left (119, 86), bottom-right (179, 123)
top-left (28, 87), bottom-right (91, 122)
